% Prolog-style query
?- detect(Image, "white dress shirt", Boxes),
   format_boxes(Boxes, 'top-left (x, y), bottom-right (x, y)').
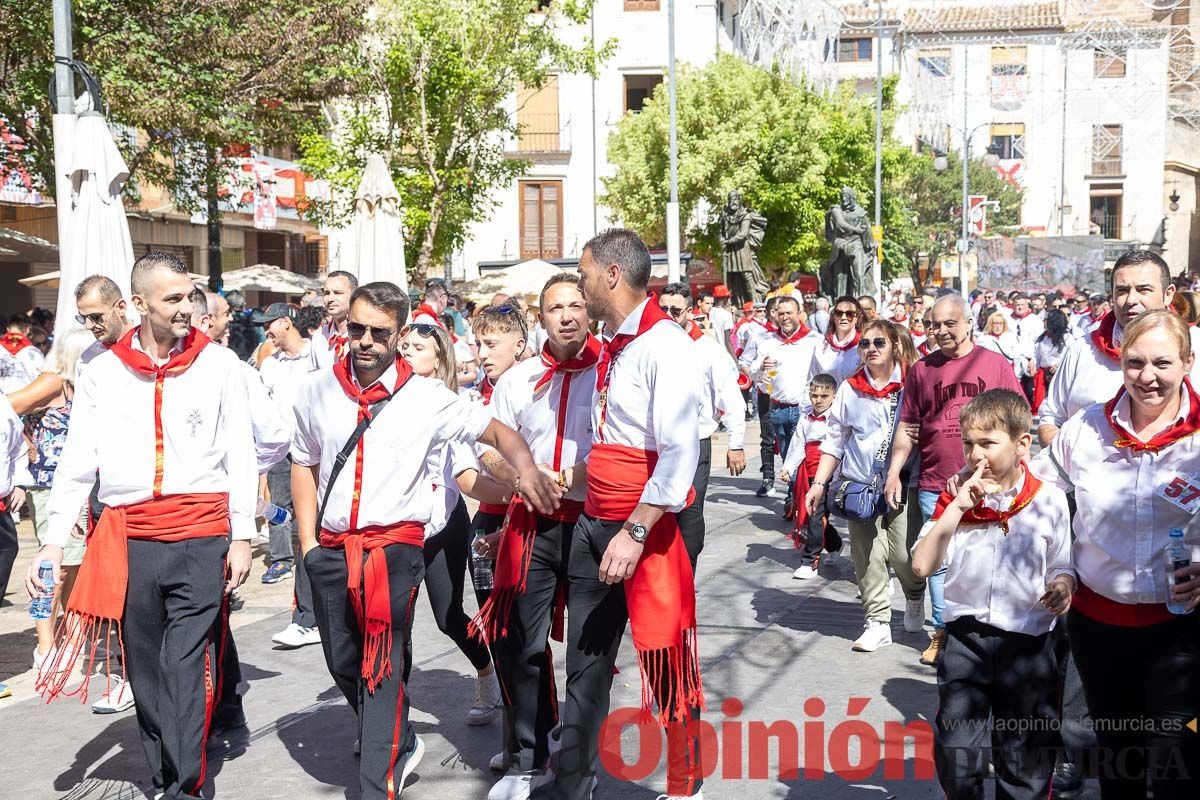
top-left (693, 333), bottom-right (746, 450)
top-left (1039, 322), bottom-right (1200, 428)
top-left (749, 329), bottom-right (822, 405)
top-left (809, 332), bottom-right (861, 384)
top-left (914, 470), bottom-right (1073, 636)
top-left (238, 361), bottom-right (291, 473)
top-left (976, 332), bottom-right (1028, 377)
top-left (596, 299), bottom-right (700, 511)
top-left (490, 352), bottom-right (596, 503)
top-left (820, 365), bottom-right (903, 484)
top-left (291, 364), bottom-right (492, 534)
top-left (45, 335), bottom-right (257, 545)
top-left (259, 339), bottom-right (320, 431)
top-left (1033, 387), bottom-right (1200, 605)
top-left (1034, 334), bottom-right (1075, 370)
top-left (311, 321), bottom-right (347, 370)
top-left (709, 306), bottom-right (734, 347)
top-left (428, 440), bottom-right (480, 537)
top-left (781, 412), bottom-right (830, 478)
top-left (1010, 313), bottom-right (1044, 349)
top-left (0, 394), bottom-right (25, 498)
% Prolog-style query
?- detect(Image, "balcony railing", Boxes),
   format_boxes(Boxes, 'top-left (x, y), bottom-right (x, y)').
top-left (512, 113), bottom-right (570, 155)
top-left (1090, 156), bottom-right (1123, 176)
top-left (1093, 214), bottom-right (1121, 240)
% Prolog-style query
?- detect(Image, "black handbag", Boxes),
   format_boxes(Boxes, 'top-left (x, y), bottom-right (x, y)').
top-left (828, 390), bottom-right (903, 523)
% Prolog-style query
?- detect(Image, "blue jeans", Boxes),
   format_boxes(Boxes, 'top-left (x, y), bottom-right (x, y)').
top-left (918, 490), bottom-right (947, 630)
top-left (770, 404), bottom-right (801, 494)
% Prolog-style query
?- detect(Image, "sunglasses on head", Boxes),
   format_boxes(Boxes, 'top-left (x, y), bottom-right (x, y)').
top-left (858, 337), bottom-right (889, 350)
top-left (659, 304), bottom-right (687, 318)
top-left (346, 321), bottom-right (397, 341)
top-left (408, 323), bottom-right (439, 337)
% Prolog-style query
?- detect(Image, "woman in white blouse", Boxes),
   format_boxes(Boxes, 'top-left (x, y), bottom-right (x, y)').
top-left (1034, 309), bottom-right (1200, 800)
top-left (975, 311), bottom-right (1027, 379)
top-left (803, 320), bottom-right (926, 654)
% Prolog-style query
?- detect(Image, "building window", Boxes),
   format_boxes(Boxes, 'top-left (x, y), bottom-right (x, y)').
top-left (837, 37), bottom-right (872, 62)
top-left (516, 77), bottom-right (561, 152)
top-left (520, 180), bottom-right (563, 260)
top-left (624, 74), bottom-right (664, 113)
top-left (624, 0), bottom-right (660, 10)
top-left (917, 49), bottom-right (951, 78)
top-left (221, 247), bottom-right (245, 274)
top-left (990, 123), bottom-right (1026, 160)
top-left (1090, 187), bottom-right (1122, 239)
top-left (1091, 124), bottom-right (1123, 176)
top-left (1094, 46), bottom-right (1127, 79)
top-left (990, 46), bottom-right (1027, 110)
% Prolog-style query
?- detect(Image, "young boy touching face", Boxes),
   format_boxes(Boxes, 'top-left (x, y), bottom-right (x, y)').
top-left (911, 389), bottom-right (1074, 800)
top-left (781, 374), bottom-right (840, 580)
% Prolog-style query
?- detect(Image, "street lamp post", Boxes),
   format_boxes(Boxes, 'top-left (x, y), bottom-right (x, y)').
top-left (872, 0), bottom-right (883, 303)
top-left (666, 0), bottom-right (681, 283)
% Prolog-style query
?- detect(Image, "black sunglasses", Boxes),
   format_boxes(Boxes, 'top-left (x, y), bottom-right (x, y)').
top-left (75, 311), bottom-right (108, 326)
top-left (858, 337), bottom-right (889, 350)
top-left (346, 321), bottom-right (397, 341)
top-left (408, 323), bottom-right (439, 337)
top-left (658, 304), bottom-right (687, 318)
top-left (833, 309), bottom-right (858, 318)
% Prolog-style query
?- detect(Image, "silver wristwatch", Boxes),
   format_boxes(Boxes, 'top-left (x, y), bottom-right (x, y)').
top-left (628, 522), bottom-right (649, 543)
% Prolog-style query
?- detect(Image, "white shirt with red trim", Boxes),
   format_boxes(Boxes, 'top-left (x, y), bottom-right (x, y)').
top-left (490, 354), bottom-right (596, 503)
top-left (596, 299), bottom-right (700, 511)
top-left (694, 333), bottom-right (746, 450)
top-left (913, 470), bottom-right (1073, 636)
top-left (820, 365), bottom-right (903, 484)
top-left (290, 363), bottom-right (492, 535)
top-left (808, 331), bottom-right (861, 384)
top-left (748, 329), bottom-right (822, 405)
top-left (44, 338), bottom-right (257, 546)
top-left (0, 394), bottom-right (26, 498)
top-left (1033, 387), bottom-right (1200, 606)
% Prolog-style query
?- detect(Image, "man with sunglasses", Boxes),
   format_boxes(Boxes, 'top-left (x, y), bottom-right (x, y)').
top-left (660, 282), bottom-right (747, 565)
top-left (313, 270), bottom-right (359, 369)
top-left (291, 281), bottom-right (559, 800)
top-left (810, 295), bottom-right (863, 384)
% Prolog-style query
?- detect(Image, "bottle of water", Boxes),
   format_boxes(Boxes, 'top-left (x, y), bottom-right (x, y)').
top-left (472, 529), bottom-right (494, 592)
top-left (1166, 528), bottom-right (1193, 615)
top-left (30, 561), bottom-right (55, 620)
top-left (257, 498), bottom-right (292, 526)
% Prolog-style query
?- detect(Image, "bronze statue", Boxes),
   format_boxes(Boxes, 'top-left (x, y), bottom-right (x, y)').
top-left (821, 187), bottom-right (876, 298)
top-left (719, 191), bottom-right (769, 306)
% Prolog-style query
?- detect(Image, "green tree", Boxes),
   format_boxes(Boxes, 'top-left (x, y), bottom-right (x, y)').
top-left (0, 0), bottom-right (364, 287)
top-left (300, 0), bottom-right (613, 282)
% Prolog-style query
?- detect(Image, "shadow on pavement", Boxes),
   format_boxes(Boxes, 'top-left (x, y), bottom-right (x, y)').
top-left (274, 702), bottom-right (361, 800)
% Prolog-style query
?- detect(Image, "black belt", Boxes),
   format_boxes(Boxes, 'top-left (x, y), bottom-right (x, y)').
top-left (770, 400), bottom-right (799, 408)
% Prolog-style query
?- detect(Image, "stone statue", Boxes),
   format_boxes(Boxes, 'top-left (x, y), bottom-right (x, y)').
top-left (821, 187), bottom-right (876, 298)
top-left (719, 191), bottom-right (769, 306)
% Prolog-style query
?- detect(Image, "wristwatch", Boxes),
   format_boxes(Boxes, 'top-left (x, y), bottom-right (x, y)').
top-left (628, 522), bottom-right (649, 544)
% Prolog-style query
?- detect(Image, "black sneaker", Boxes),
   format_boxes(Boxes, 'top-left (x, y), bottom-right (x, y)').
top-left (756, 479), bottom-right (772, 497)
top-left (1051, 761), bottom-right (1083, 800)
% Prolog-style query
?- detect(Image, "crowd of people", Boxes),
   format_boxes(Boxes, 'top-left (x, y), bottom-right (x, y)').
top-left (0, 240), bottom-right (1196, 800)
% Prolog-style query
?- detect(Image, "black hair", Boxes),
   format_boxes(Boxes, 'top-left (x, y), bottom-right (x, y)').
top-left (661, 282), bottom-right (692, 302)
top-left (1038, 308), bottom-right (1069, 350)
top-left (349, 281), bottom-right (410, 328)
top-left (583, 228), bottom-right (652, 291)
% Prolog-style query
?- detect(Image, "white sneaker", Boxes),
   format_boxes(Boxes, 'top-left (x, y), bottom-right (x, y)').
top-left (792, 565), bottom-right (818, 580)
top-left (489, 771), bottom-right (551, 800)
top-left (400, 735), bottom-right (424, 787)
top-left (467, 670), bottom-right (502, 725)
top-left (763, 485), bottom-right (782, 499)
top-left (852, 621), bottom-right (893, 653)
top-left (92, 675), bottom-right (135, 713)
top-left (904, 597), bottom-right (926, 633)
top-left (272, 623), bottom-right (321, 649)
top-left (33, 645), bottom-right (56, 672)
top-left (656, 790), bottom-right (703, 800)
top-left (490, 750), bottom-right (513, 772)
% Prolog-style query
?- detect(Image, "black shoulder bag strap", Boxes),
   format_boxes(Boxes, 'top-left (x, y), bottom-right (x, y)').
top-left (315, 396), bottom-right (392, 530)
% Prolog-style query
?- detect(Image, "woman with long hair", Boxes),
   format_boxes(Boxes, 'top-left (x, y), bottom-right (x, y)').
top-left (1031, 308), bottom-right (1074, 413)
top-left (803, 320), bottom-right (926, 653)
top-left (399, 322), bottom-right (510, 726)
top-left (1035, 309), bottom-right (1200, 799)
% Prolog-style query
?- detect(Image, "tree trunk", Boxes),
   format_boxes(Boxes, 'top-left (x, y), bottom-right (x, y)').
top-left (415, 189), bottom-right (446, 284)
top-left (206, 146), bottom-right (223, 292)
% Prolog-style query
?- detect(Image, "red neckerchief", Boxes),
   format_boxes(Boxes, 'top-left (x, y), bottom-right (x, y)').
top-left (1012, 310), bottom-right (1032, 320)
top-left (109, 327), bottom-right (211, 496)
top-left (1104, 379), bottom-right (1200, 452)
top-left (773, 321), bottom-right (813, 345)
top-left (0, 332), bottom-right (33, 356)
top-left (323, 321), bottom-right (349, 360)
top-left (413, 303), bottom-right (444, 328)
top-left (1090, 312), bottom-right (1121, 364)
top-left (595, 298), bottom-right (672, 392)
top-left (893, 313), bottom-right (908, 323)
top-left (765, 322), bottom-right (779, 334)
top-left (918, 341), bottom-right (931, 356)
top-left (686, 321), bottom-right (704, 341)
top-left (808, 412), bottom-right (826, 421)
top-left (479, 376), bottom-right (495, 405)
top-left (825, 328), bottom-right (860, 352)
top-left (931, 465), bottom-right (1042, 535)
top-left (534, 334), bottom-right (601, 394)
top-left (333, 353), bottom-right (413, 407)
top-left (846, 366), bottom-right (903, 399)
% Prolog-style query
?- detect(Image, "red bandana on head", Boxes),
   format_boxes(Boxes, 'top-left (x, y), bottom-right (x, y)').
top-left (826, 328), bottom-right (860, 352)
top-left (1090, 312), bottom-right (1121, 364)
top-left (534, 334), bottom-right (601, 394)
top-left (846, 367), bottom-right (903, 399)
top-left (931, 465), bottom-right (1042, 534)
top-left (0, 332), bottom-right (33, 356)
top-left (1104, 379), bottom-right (1200, 452)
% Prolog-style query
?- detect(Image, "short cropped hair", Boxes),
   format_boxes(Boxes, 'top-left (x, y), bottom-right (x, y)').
top-left (326, 270), bottom-right (360, 290)
top-left (810, 373), bottom-right (837, 391)
top-left (775, 295), bottom-right (801, 312)
top-left (424, 280), bottom-right (448, 302)
top-left (1113, 249), bottom-right (1171, 293)
top-left (959, 389), bottom-right (1032, 442)
top-left (189, 287), bottom-right (209, 315)
top-left (661, 282), bottom-right (691, 302)
top-left (350, 281), bottom-right (410, 328)
top-left (473, 305), bottom-right (528, 339)
top-left (131, 251), bottom-right (189, 295)
top-left (583, 228), bottom-right (652, 291)
top-left (539, 273), bottom-right (581, 309)
top-left (74, 274), bottom-right (122, 304)
top-left (296, 306), bottom-right (325, 338)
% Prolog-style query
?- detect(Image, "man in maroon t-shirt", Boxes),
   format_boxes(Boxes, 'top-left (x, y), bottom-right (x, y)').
top-left (884, 293), bottom-right (1024, 666)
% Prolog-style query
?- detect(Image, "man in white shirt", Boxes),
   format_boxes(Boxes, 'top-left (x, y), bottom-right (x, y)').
top-left (252, 302), bottom-right (322, 649)
top-left (808, 295), bottom-right (831, 335)
top-left (537, 230), bottom-right (704, 800)
top-left (660, 283), bottom-right (746, 564)
top-left (708, 284), bottom-right (735, 354)
top-left (313, 270), bottom-right (358, 369)
top-left (30, 252), bottom-right (256, 800)
top-left (291, 280), bottom-right (558, 800)
top-left (738, 297), bottom-right (785, 497)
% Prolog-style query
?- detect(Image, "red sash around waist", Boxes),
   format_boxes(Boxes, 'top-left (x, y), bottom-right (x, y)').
top-left (1072, 583), bottom-right (1176, 628)
top-left (39, 493), bottom-right (230, 702)
top-left (792, 441), bottom-right (824, 545)
top-left (584, 443), bottom-right (704, 723)
top-left (478, 502), bottom-right (510, 516)
top-left (320, 523), bottom-right (425, 691)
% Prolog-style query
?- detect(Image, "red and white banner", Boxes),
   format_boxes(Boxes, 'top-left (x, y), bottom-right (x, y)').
top-left (968, 195), bottom-right (988, 237)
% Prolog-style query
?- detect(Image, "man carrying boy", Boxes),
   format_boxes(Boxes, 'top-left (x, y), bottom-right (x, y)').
top-left (911, 389), bottom-right (1074, 800)
top-left (780, 373), bottom-right (840, 580)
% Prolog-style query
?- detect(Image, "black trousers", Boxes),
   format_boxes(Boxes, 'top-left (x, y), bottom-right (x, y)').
top-left (0, 508), bottom-right (16, 606)
top-left (1067, 609), bottom-right (1200, 800)
top-left (211, 594), bottom-right (244, 729)
top-left (307, 542), bottom-right (424, 800)
top-left (266, 458), bottom-right (315, 628)
top-left (533, 514), bottom-right (703, 800)
top-left (756, 388), bottom-right (775, 479)
top-left (423, 500), bottom-right (492, 672)
top-left (677, 438), bottom-right (711, 568)
top-left (123, 536), bottom-right (228, 800)
top-left (495, 516), bottom-right (574, 772)
top-left (935, 616), bottom-right (1059, 800)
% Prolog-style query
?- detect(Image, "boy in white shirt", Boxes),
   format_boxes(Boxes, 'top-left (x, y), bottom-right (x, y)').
top-left (911, 389), bottom-right (1074, 800)
top-left (780, 373), bottom-right (841, 579)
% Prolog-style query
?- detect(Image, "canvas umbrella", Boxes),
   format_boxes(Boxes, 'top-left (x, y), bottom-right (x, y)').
top-left (54, 110), bottom-right (134, 338)
top-left (343, 154), bottom-right (408, 292)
